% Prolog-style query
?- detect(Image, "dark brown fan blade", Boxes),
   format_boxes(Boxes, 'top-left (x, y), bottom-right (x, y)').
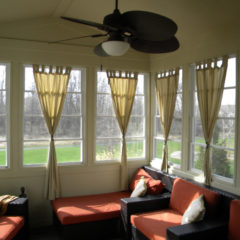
top-left (49, 33), bottom-right (108, 44)
top-left (130, 37), bottom-right (179, 53)
top-left (61, 16), bottom-right (117, 32)
top-left (122, 11), bottom-right (178, 41)
top-left (94, 43), bottom-right (109, 57)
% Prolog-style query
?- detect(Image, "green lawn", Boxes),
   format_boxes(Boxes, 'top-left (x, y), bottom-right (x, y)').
top-left (0, 141), bottom-right (145, 165)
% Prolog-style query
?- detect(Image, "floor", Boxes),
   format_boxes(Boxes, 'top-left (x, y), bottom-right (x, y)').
top-left (30, 226), bottom-right (124, 240)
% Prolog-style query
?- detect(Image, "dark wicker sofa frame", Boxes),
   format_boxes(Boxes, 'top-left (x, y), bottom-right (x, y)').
top-left (5, 196), bottom-right (29, 240)
top-left (51, 166), bottom-right (174, 240)
top-left (121, 166), bottom-right (239, 240)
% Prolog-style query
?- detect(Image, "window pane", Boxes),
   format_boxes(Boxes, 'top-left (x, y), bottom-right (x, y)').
top-left (212, 148), bottom-right (234, 178)
top-left (24, 92), bottom-right (42, 114)
top-left (155, 117), bottom-right (162, 137)
top-left (170, 118), bottom-right (182, 139)
top-left (56, 140), bottom-right (82, 163)
top-left (168, 141), bottom-right (181, 165)
top-left (24, 67), bottom-right (36, 91)
top-left (68, 70), bottom-right (81, 92)
top-left (62, 93), bottom-right (81, 115)
top-left (0, 65), bottom-right (6, 90)
top-left (219, 89), bottom-right (235, 118)
top-left (213, 119), bottom-right (235, 149)
top-left (24, 116), bottom-right (48, 139)
top-left (0, 115), bottom-right (6, 141)
top-left (154, 139), bottom-right (163, 159)
top-left (97, 72), bottom-right (110, 93)
top-left (55, 116), bottom-right (81, 138)
top-left (131, 96), bottom-right (144, 115)
top-left (126, 117), bottom-right (144, 137)
top-left (96, 117), bottom-right (121, 138)
top-left (97, 94), bottom-right (114, 116)
top-left (0, 91), bottom-right (6, 114)
top-left (0, 142), bottom-right (7, 166)
top-left (192, 144), bottom-right (204, 171)
top-left (136, 75), bottom-right (144, 94)
top-left (178, 69), bottom-right (183, 92)
top-left (224, 58), bottom-right (236, 88)
top-left (127, 139), bottom-right (144, 158)
top-left (96, 139), bottom-right (121, 160)
top-left (24, 141), bottom-right (48, 165)
top-left (96, 71), bottom-right (145, 161)
top-left (175, 94), bottom-right (182, 116)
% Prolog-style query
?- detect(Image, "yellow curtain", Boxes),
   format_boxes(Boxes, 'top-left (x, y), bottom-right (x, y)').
top-left (155, 69), bottom-right (179, 172)
top-left (33, 64), bottom-right (71, 200)
top-left (107, 70), bottom-right (138, 190)
top-left (196, 57), bottom-right (228, 185)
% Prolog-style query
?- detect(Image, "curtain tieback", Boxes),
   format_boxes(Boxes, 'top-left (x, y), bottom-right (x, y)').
top-left (50, 135), bottom-right (54, 141)
top-left (206, 142), bottom-right (210, 148)
top-left (164, 140), bottom-right (168, 145)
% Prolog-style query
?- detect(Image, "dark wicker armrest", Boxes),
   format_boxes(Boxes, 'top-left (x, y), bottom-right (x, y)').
top-left (6, 198), bottom-right (28, 221)
top-left (167, 219), bottom-right (228, 240)
top-left (121, 193), bottom-right (171, 240)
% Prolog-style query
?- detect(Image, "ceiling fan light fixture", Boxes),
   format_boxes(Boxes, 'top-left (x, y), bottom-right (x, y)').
top-left (102, 40), bottom-right (130, 56)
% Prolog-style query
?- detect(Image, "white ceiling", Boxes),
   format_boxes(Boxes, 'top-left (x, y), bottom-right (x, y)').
top-left (0, 0), bottom-right (239, 55)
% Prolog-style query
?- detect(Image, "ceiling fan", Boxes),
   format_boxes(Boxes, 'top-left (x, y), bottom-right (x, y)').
top-left (60, 0), bottom-right (179, 56)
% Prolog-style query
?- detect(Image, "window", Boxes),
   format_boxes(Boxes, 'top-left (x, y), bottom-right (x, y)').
top-left (23, 66), bottom-right (84, 165)
top-left (191, 57), bottom-right (236, 179)
top-left (96, 72), bottom-right (146, 161)
top-left (0, 64), bottom-right (9, 167)
top-left (153, 69), bottom-right (183, 166)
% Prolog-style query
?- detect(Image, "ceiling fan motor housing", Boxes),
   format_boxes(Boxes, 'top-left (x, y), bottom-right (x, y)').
top-left (103, 9), bottom-right (124, 30)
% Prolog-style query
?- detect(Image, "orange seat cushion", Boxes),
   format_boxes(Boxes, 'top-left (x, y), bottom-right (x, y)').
top-left (228, 199), bottom-right (240, 240)
top-left (51, 191), bottom-right (130, 225)
top-left (0, 216), bottom-right (24, 240)
top-left (169, 178), bottom-right (220, 217)
top-left (130, 168), bottom-right (165, 195)
top-left (131, 209), bottom-right (182, 240)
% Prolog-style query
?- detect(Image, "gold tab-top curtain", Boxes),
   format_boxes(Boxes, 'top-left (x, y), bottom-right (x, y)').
top-left (107, 70), bottom-right (138, 190)
top-left (196, 57), bottom-right (228, 185)
top-left (33, 64), bottom-right (71, 200)
top-left (155, 69), bottom-right (179, 172)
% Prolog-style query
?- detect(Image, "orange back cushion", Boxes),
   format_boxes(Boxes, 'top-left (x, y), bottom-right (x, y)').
top-left (169, 178), bottom-right (220, 217)
top-left (228, 199), bottom-right (240, 240)
top-left (130, 168), bottom-right (165, 195)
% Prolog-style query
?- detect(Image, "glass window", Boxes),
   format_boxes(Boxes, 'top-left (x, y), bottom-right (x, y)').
top-left (153, 69), bottom-right (183, 167)
top-left (96, 72), bottom-right (146, 161)
top-left (23, 66), bottom-right (84, 165)
top-left (0, 64), bottom-right (9, 167)
top-left (191, 57), bottom-right (236, 179)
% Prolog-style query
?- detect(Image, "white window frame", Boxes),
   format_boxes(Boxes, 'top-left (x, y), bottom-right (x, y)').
top-left (22, 65), bottom-right (85, 167)
top-left (0, 63), bottom-right (10, 169)
top-left (95, 71), bottom-right (147, 163)
top-left (153, 69), bottom-right (183, 168)
top-left (189, 56), bottom-right (237, 182)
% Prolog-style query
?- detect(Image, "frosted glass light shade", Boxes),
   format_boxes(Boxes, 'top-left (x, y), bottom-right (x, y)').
top-left (102, 40), bottom-right (130, 56)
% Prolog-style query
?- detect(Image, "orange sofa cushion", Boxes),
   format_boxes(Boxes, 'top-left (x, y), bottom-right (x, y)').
top-left (0, 216), bottom-right (24, 240)
top-left (169, 178), bottom-right (220, 217)
top-left (228, 199), bottom-right (240, 240)
top-left (131, 209), bottom-right (182, 240)
top-left (51, 191), bottom-right (130, 225)
top-left (130, 168), bottom-right (165, 195)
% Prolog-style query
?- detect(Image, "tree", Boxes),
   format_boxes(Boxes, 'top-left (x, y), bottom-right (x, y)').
top-left (194, 123), bottom-right (231, 178)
